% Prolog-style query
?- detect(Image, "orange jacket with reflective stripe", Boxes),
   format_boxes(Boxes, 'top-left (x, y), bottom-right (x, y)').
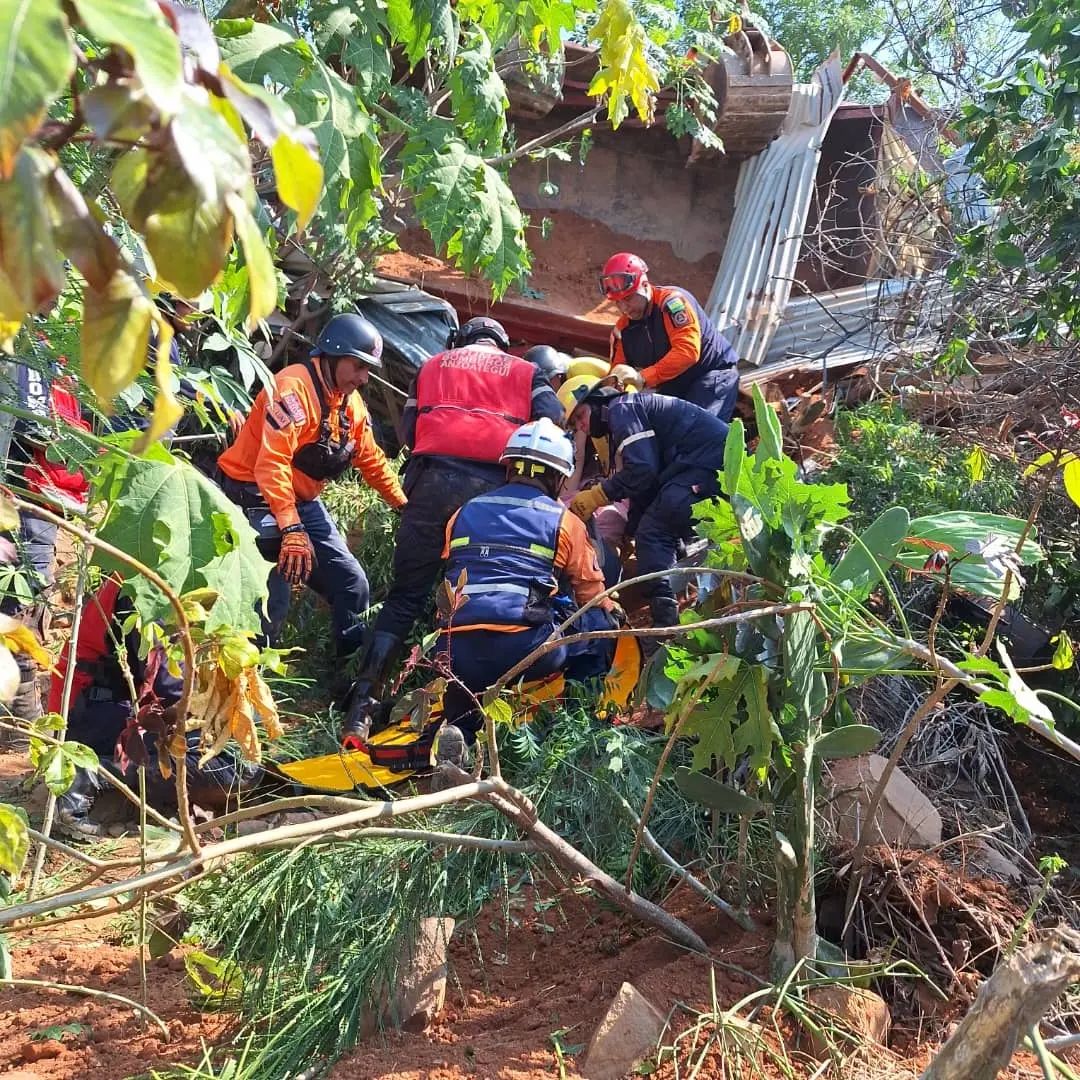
top-left (218, 362), bottom-right (405, 530)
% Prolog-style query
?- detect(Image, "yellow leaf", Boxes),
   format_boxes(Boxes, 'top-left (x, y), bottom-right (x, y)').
top-left (0, 613), bottom-right (51, 667)
top-left (133, 318), bottom-right (184, 454)
top-left (225, 191), bottom-right (276, 331)
top-left (228, 673), bottom-right (260, 762)
top-left (586, 0), bottom-right (659, 128)
top-left (727, 13), bottom-right (743, 33)
top-left (81, 269), bottom-right (154, 406)
top-left (1064, 458), bottom-right (1080, 509)
top-left (270, 132), bottom-right (323, 232)
top-left (0, 489), bottom-right (18, 532)
top-left (244, 669), bottom-right (282, 740)
top-left (965, 445), bottom-right (989, 483)
top-left (219, 635), bottom-right (260, 679)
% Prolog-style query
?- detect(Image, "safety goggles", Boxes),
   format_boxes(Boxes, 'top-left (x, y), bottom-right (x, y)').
top-left (598, 272), bottom-right (638, 299)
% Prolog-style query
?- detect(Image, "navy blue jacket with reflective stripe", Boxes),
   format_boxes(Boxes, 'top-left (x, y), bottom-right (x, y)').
top-left (600, 393), bottom-right (729, 503)
top-left (443, 482), bottom-right (565, 630)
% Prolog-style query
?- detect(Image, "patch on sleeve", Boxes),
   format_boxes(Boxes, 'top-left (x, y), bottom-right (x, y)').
top-left (265, 401), bottom-right (291, 430)
top-left (664, 296), bottom-right (691, 328)
top-left (279, 392), bottom-right (307, 425)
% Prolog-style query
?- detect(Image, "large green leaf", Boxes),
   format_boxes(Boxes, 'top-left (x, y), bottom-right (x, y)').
top-left (0, 802), bottom-right (28, 876)
top-left (752, 383), bottom-right (783, 465)
top-left (448, 31), bottom-right (508, 153)
top-left (897, 511), bottom-right (1044, 599)
top-left (81, 268), bottom-right (154, 404)
top-left (215, 20), bottom-right (301, 83)
top-left (408, 139), bottom-right (530, 297)
top-left (0, 0), bottom-right (74, 178)
top-left (71, 0), bottom-right (185, 116)
top-left (310, 0), bottom-right (393, 95)
top-left (674, 767), bottom-right (761, 815)
top-left (91, 447), bottom-right (270, 634)
top-left (831, 505), bottom-right (911, 600)
top-left (783, 607), bottom-right (819, 724)
top-left (814, 724), bottom-right (882, 760)
top-left (721, 416), bottom-right (746, 497)
top-left (387, 0), bottom-right (456, 69)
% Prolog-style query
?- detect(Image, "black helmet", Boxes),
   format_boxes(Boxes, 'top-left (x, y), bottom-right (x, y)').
top-left (524, 345), bottom-right (570, 381)
top-left (451, 316), bottom-right (510, 351)
top-left (313, 313), bottom-right (383, 369)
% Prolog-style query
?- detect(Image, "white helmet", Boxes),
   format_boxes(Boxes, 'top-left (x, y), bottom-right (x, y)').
top-left (500, 417), bottom-right (575, 478)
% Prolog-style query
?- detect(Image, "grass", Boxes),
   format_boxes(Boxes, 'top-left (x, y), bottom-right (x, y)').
top-left (163, 705), bottom-right (738, 1080)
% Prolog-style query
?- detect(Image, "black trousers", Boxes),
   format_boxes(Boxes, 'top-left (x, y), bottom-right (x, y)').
top-left (372, 458), bottom-right (504, 642)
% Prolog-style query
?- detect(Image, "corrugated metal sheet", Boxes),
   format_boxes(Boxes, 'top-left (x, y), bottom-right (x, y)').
top-left (706, 55), bottom-right (845, 366)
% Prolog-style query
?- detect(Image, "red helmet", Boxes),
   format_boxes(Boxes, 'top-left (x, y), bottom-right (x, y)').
top-left (599, 252), bottom-right (649, 301)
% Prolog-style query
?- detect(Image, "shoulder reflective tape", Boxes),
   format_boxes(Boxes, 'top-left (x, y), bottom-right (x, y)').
top-left (614, 429), bottom-right (656, 457)
top-left (405, 397), bottom-right (417, 408)
top-left (470, 495), bottom-right (562, 512)
top-left (532, 385), bottom-right (554, 398)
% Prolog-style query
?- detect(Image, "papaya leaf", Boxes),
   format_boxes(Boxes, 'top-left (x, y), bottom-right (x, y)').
top-left (813, 724), bottom-right (881, 760)
top-left (674, 767), bottom-right (761, 815)
top-left (448, 30), bottom-right (508, 154)
top-left (0, 0), bottom-right (74, 179)
top-left (71, 0), bottom-right (185, 117)
top-left (0, 803), bottom-right (28, 876)
top-left (310, 0), bottom-right (393, 95)
top-left (81, 268), bottom-right (155, 405)
top-left (586, 0), bottom-right (659, 128)
top-left (0, 147), bottom-right (66, 338)
top-left (408, 139), bottom-right (529, 297)
top-left (387, 0), bottom-right (456, 70)
top-left (91, 448), bottom-right (269, 634)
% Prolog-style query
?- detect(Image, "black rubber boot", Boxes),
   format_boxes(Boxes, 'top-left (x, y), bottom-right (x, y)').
top-left (56, 767), bottom-right (104, 840)
top-left (340, 632), bottom-right (404, 747)
top-left (650, 596), bottom-right (680, 628)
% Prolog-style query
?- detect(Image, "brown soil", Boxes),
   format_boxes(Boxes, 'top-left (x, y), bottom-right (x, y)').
top-left (376, 210), bottom-right (721, 329)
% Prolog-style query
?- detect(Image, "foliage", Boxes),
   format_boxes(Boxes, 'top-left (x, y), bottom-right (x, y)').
top-left (176, 705), bottom-right (713, 1079)
top-left (823, 401), bottom-right (1020, 530)
top-left (665, 385), bottom-right (1050, 975)
top-left (957, 0), bottom-right (1080, 339)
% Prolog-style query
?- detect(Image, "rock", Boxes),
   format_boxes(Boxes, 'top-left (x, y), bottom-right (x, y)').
top-left (967, 840), bottom-right (1023, 882)
top-left (581, 981), bottom-right (666, 1080)
top-left (20, 1039), bottom-right (65, 1062)
top-left (235, 817), bottom-right (272, 836)
top-left (825, 754), bottom-right (942, 848)
top-left (808, 985), bottom-right (891, 1048)
top-left (386, 916), bottom-right (455, 1032)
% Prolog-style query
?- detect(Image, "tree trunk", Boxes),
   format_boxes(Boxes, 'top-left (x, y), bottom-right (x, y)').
top-left (922, 930), bottom-right (1080, 1080)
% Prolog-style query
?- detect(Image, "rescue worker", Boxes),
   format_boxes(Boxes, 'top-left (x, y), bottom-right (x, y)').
top-left (433, 418), bottom-right (621, 777)
top-left (559, 378), bottom-right (729, 629)
top-left (600, 252), bottom-right (740, 422)
top-left (53, 577), bottom-right (262, 838)
top-left (217, 313), bottom-right (406, 657)
top-left (341, 317), bottom-right (564, 745)
top-left (523, 344), bottom-right (570, 390)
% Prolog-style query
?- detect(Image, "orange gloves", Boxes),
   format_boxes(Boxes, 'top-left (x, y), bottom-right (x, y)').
top-left (278, 527), bottom-right (315, 585)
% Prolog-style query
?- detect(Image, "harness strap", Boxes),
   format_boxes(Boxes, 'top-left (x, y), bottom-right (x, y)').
top-left (299, 358), bottom-right (350, 441)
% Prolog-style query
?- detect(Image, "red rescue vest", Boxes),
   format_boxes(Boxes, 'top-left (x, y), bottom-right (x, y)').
top-left (48, 577), bottom-right (123, 714)
top-left (412, 346), bottom-right (534, 463)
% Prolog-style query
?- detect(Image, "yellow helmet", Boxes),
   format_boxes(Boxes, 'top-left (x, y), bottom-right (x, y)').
top-left (557, 374), bottom-right (605, 419)
top-left (566, 356), bottom-right (611, 381)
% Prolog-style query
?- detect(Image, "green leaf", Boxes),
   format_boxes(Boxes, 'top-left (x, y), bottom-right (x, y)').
top-left (41, 745), bottom-right (76, 795)
top-left (0, 802), bottom-right (29, 876)
top-left (898, 512), bottom-right (1044, 599)
top-left (0, 0), bottom-right (74, 179)
top-left (965, 445), bottom-right (990, 483)
top-left (407, 139), bottom-right (530, 297)
top-left (71, 0), bottom-right (184, 116)
top-left (81, 269), bottom-right (154, 405)
top-left (831, 506), bottom-right (910, 600)
top-left (674, 767), bottom-right (761, 815)
top-left (814, 724), bottom-right (881, 759)
top-left (63, 742), bottom-right (100, 770)
top-left (783, 608), bottom-right (819, 722)
top-left (311, 0), bottom-right (393, 95)
top-left (387, 0), bottom-right (456, 69)
top-left (721, 417), bottom-right (746, 497)
top-left (752, 384), bottom-right (784, 465)
top-left (46, 165), bottom-right (121, 291)
top-left (448, 31), bottom-right (508, 153)
top-left (91, 447), bottom-right (269, 634)
top-left (482, 694), bottom-right (513, 727)
top-left (0, 147), bottom-right (66, 342)
top-left (225, 192), bottom-right (276, 329)
top-left (270, 132), bottom-right (324, 232)
top-left (992, 240), bottom-right (1025, 267)
top-left (1052, 632), bottom-right (1075, 671)
top-left (184, 950), bottom-right (245, 1005)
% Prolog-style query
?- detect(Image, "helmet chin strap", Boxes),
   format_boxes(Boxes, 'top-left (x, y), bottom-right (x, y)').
top-left (319, 354), bottom-right (340, 391)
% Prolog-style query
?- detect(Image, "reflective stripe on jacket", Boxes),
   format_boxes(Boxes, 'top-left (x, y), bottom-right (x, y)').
top-left (411, 346), bottom-right (534, 463)
top-left (442, 482), bottom-right (564, 630)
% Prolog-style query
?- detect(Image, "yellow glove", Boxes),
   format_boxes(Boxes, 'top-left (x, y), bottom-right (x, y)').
top-left (570, 484), bottom-right (610, 522)
top-left (607, 364), bottom-right (645, 391)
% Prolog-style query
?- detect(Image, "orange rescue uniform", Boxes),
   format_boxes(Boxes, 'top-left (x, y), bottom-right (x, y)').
top-left (609, 284), bottom-right (703, 389)
top-left (218, 361), bottom-right (405, 530)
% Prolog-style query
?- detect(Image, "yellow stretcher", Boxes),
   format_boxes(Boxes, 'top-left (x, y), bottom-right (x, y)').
top-left (272, 635), bottom-right (644, 793)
